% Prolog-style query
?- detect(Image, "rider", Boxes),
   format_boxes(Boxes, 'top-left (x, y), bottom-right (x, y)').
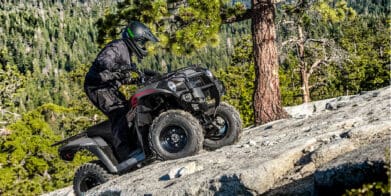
top-left (84, 21), bottom-right (159, 162)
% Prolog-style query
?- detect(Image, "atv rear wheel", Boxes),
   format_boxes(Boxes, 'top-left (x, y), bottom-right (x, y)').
top-left (204, 102), bottom-right (242, 150)
top-left (149, 110), bottom-right (203, 160)
top-left (73, 161), bottom-right (111, 196)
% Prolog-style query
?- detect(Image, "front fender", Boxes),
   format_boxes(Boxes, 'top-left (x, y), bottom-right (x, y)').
top-left (131, 88), bottom-right (175, 108)
top-left (135, 90), bottom-right (181, 127)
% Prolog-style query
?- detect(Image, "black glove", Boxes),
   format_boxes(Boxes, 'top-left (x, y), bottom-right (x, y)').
top-left (119, 63), bottom-right (137, 72)
top-left (121, 77), bottom-right (140, 85)
top-left (143, 69), bottom-right (160, 77)
top-left (112, 72), bottom-right (129, 80)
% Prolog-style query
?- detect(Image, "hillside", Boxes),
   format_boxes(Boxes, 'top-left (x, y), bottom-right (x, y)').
top-left (1, 0), bottom-right (389, 195)
top-left (44, 87), bottom-right (390, 195)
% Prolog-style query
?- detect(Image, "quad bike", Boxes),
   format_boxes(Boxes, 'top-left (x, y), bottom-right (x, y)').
top-left (52, 65), bottom-right (242, 195)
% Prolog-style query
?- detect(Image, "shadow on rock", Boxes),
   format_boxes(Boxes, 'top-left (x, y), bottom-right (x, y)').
top-left (98, 190), bottom-right (121, 196)
top-left (263, 175), bottom-right (315, 196)
top-left (210, 174), bottom-right (254, 196)
top-left (314, 161), bottom-right (388, 196)
top-left (264, 161), bottom-right (387, 196)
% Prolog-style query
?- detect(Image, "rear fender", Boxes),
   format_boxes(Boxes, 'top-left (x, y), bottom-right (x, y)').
top-left (58, 137), bottom-right (118, 173)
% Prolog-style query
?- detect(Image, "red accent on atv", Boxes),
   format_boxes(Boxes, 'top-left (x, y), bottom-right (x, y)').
top-left (130, 89), bottom-right (157, 108)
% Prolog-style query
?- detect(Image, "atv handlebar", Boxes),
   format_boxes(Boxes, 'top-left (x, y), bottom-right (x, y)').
top-left (119, 63), bottom-right (163, 85)
top-left (136, 69), bottom-right (146, 85)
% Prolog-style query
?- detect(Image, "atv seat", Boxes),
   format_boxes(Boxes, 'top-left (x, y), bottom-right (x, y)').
top-left (86, 120), bottom-right (114, 147)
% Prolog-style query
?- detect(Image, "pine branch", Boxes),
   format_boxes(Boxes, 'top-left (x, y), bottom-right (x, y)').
top-left (221, 8), bottom-right (254, 24)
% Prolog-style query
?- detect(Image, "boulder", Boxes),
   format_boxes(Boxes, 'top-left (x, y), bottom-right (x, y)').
top-left (43, 87), bottom-right (390, 196)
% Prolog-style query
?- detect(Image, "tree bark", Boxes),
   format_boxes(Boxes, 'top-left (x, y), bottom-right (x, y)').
top-left (300, 67), bottom-right (311, 103)
top-left (252, 0), bottom-right (289, 125)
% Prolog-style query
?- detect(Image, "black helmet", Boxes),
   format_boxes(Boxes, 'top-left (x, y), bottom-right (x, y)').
top-left (122, 21), bottom-right (158, 59)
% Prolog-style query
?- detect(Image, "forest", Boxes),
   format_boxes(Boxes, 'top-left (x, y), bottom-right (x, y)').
top-left (0, 0), bottom-right (389, 195)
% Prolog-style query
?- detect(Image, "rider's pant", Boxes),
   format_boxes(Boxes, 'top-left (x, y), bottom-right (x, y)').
top-left (84, 85), bottom-right (137, 162)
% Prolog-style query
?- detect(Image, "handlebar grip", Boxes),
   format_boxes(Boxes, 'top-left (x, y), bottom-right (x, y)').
top-left (136, 70), bottom-right (145, 85)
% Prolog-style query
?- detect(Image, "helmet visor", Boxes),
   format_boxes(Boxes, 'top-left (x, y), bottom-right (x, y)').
top-left (143, 30), bottom-right (159, 43)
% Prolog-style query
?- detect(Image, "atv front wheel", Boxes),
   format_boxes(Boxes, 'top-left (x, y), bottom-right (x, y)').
top-left (73, 161), bottom-right (111, 196)
top-left (204, 102), bottom-right (242, 150)
top-left (149, 110), bottom-right (203, 160)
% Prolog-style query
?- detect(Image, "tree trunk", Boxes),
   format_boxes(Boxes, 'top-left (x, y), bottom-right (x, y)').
top-left (300, 67), bottom-right (311, 103)
top-left (252, 0), bottom-right (289, 125)
top-left (297, 25), bottom-right (311, 103)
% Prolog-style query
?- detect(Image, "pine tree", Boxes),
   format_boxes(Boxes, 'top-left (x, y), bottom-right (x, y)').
top-left (279, 0), bottom-right (356, 103)
top-left (97, 0), bottom-right (289, 125)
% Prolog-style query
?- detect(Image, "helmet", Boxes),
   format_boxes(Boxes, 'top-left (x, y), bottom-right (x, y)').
top-left (122, 21), bottom-right (158, 59)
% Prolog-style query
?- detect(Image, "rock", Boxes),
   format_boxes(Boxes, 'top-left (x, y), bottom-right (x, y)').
top-left (248, 140), bottom-right (257, 146)
top-left (345, 122), bottom-right (390, 140)
top-left (44, 87), bottom-right (391, 196)
top-left (285, 98), bottom-right (333, 118)
top-left (285, 102), bottom-right (315, 118)
top-left (261, 140), bottom-right (272, 146)
top-left (163, 161), bottom-right (202, 180)
top-left (339, 117), bottom-right (364, 129)
top-left (325, 101), bottom-right (349, 110)
top-left (299, 162), bottom-right (316, 175)
top-left (310, 139), bottom-right (357, 167)
top-left (42, 187), bottom-right (74, 196)
top-left (241, 144), bottom-right (250, 148)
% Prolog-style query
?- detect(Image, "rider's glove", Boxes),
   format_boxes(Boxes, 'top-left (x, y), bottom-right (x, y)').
top-left (121, 77), bottom-right (140, 85)
top-left (120, 63), bottom-right (137, 72)
top-left (112, 72), bottom-right (129, 80)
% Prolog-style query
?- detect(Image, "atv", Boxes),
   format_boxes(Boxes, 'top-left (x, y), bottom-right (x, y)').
top-left (52, 65), bottom-right (242, 195)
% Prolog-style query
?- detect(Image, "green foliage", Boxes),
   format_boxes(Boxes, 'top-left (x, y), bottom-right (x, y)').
top-left (279, 53), bottom-right (303, 106)
top-left (0, 2), bottom-right (108, 73)
top-left (278, 0), bottom-right (389, 103)
top-left (215, 35), bottom-right (254, 126)
top-left (216, 64), bottom-right (254, 127)
top-left (0, 104), bottom-right (93, 195)
top-left (344, 181), bottom-right (390, 195)
top-left (0, 1), bottom-right (389, 195)
top-left (0, 1), bottom-right (113, 116)
top-left (313, 0), bottom-right (356, 23)
top-left (336, 15), bottom-right (391, 93)
top-left (0, 64), bottom-right (26, 114)
top-left (97, 0), bottom-right (230, 55)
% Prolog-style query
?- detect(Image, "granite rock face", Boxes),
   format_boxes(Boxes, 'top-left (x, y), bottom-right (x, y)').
top-left (44, 87), bottom-right (390, 196)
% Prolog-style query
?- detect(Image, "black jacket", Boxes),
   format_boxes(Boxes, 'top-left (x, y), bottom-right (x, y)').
top-left (85, 39), bottom-right (133, 87)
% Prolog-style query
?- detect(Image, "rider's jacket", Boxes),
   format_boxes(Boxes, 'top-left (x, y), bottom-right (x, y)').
top-left (84, 39), bottom-right (133, 88)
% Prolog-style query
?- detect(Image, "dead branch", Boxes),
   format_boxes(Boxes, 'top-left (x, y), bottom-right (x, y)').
top-left (308, 58), bottom-right (328, 76)
top-left (305, 38), bottom-right (328, 44)
top-left (0, 128), bottom-right (11, 136)
top-left (281, 38), bottom-right (299, 47)
top-left (309, 82), bottom-right (327, 90)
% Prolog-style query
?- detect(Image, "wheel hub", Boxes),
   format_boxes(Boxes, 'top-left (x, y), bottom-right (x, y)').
top-left (171, 132), bottom-right (180, 143)
top-left (160, 126), bottom-right (188, 153)
top-left (207, 115), bottom-right (228, 140)
top-left (80, 176), bottom-right (100, 192)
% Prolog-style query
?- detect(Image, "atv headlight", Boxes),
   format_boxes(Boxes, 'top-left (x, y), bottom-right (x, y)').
top-left (167, 81), bottom-right (177, 92)
top-left (205, 70), bottom-right (213, 79)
